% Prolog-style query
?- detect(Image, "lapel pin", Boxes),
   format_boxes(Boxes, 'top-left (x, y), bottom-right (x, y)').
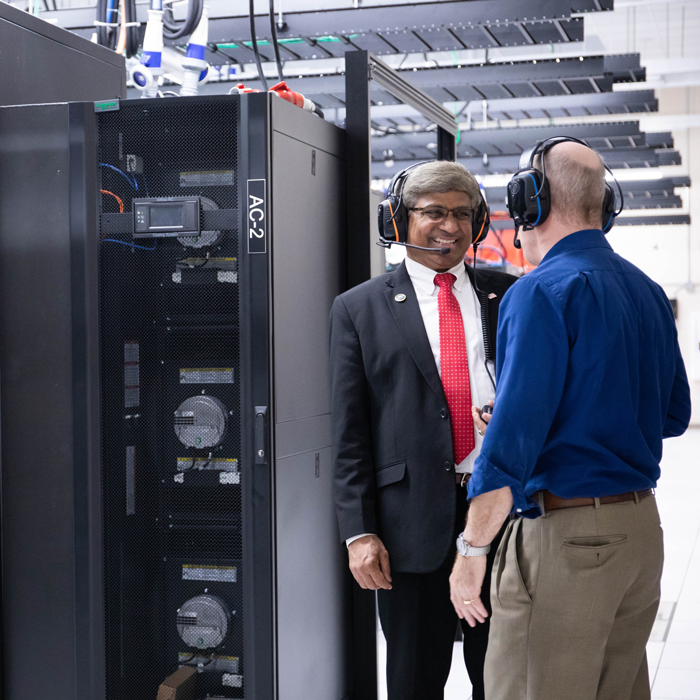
top-left (394, 293), bottom-right (407, 302)
top-left (488, 293), bottom-right (497, 299)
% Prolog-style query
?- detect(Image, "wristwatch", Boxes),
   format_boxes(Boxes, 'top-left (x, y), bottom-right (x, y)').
top-left (456, 533), bottom-right (491, 557)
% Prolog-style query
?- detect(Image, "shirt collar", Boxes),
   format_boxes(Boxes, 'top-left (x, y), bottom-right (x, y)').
top-left (540, 229), bottom-right (612, 265)
top-left (404, 256), bottom-right (468, 295)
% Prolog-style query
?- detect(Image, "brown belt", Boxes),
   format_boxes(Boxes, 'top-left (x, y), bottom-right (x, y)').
top-left (541, 488), bottom-right (653, 512)
top-left (456, 473), bottom-right (471, 487)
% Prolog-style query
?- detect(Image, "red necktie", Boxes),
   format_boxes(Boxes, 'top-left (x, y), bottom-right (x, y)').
top-left (434, 273), bottom-right (475, 464)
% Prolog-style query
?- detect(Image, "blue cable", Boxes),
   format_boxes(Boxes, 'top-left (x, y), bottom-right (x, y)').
top-left (102, 239), bottom-right (156, 251)
top-left (99, 163), bottom-right (138, 190)
top-left (527, 173), bottom-right (542, 226)
top-left (140, 171), bottom-right (150, 197)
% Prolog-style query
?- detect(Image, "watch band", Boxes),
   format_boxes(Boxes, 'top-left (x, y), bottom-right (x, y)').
top-left (456, 533), bottom-right (491, 557)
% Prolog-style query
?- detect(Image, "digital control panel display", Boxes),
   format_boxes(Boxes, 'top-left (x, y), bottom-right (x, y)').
top-left (133, 197), bottom-right (200, 238)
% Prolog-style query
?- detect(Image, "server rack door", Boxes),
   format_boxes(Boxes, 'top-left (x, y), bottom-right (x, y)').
top-left (97, 95), bottom-right (259, 700)
top-left (237, 92), bottom-right (275, 700)
top-left (0, 101), bottom-right (104, 700)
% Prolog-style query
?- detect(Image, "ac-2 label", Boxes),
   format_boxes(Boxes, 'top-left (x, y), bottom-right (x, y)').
top-left (247, 179), bottom-right (266, 254)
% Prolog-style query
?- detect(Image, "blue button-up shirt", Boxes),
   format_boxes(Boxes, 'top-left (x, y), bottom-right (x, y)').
top-left (468, 229), bottom-right (691, 518)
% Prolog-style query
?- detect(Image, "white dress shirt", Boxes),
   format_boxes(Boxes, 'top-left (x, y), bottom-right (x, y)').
top-left (404, 256), bottom-right (495, 472)
top-left (346, 258), bottom-right (496, 547)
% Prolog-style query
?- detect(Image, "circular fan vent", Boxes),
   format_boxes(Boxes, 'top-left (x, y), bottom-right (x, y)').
top-left (174, 395), bottom-right (228, 448)
top-left (176, 594), bottom-right (230, 649)
top-left (178, 196), bottom-right (223, 248)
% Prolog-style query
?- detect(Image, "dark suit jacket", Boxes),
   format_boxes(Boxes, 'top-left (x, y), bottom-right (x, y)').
top-left (330, 260), bottom-right (518, 573)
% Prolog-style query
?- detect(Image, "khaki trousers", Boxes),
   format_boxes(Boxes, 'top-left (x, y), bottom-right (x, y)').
top-left (484, 493), bottom-right (664, 700)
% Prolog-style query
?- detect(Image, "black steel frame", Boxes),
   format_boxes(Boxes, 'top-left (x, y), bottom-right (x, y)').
top-left (238, 93), bottom-right (276, 700)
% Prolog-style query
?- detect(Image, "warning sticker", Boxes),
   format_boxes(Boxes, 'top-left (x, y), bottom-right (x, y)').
top-left (124, 342), bottom-right (140, 408)
top-left (175, 257), bottom-right (237, 271)
top-left (217, 271), bottom-right (238, 284)
top-left (180, 368), bottom-right (234, 384)
top-left (176, 457), bottom-right (238, 472)
top-left (222, 674), bottom-right (244, 688)
top-left (182, 564), bottom-right (237, 583)
top-left (180, 170), bottom-right (234, 187)
top-left (219, 472), bottom-right (240, 485)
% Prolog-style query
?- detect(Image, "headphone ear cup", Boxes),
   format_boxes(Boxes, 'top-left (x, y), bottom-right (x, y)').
top-left (602, 182), bottom-right (616, 233)
top-left (378, 200), bottom-right (392, 240)
top-left (378, 196), bottom-right (408, 243)
top-left (471, 197), bottom-right (490, 246)
top-left (507, 169), bottom-right (550, 229)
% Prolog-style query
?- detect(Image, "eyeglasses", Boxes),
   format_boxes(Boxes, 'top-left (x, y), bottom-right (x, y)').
top-left (410, 207), bottom-right (473, 223)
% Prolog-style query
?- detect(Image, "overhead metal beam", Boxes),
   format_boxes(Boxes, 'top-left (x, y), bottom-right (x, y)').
top-left (485, 177), bottom-right (689, 200)
top-left (371, 147), bottom-right (681, 177)
top-left (479, 25), bottom-right (501, 47)
top-left (181, 55), bottom-right (644, 111)
top-left (614, 214), bottom-right (691, 225)
top-left (480, 90), bottom-right (658, 120)
top-left (553, 19), bottom-right (572, 42)
top-left (368, 54), bottom-right (458, 136)
top-left (238, 90), bottom-right (658, 128)
top-left (484, 189), bottom-right (683, 210)
top-left (487, 213), bottom-right (691, 229)
top-left (617, 195), bottom-right (683, 209)
top-left (620, 176), bottom-right (691, 194)
top-left (43, 0), bottom-right (605, 39)
top-left (371, 121), bottom-right (647, 156)
top-left (515, 23), bottom-right (536, 45)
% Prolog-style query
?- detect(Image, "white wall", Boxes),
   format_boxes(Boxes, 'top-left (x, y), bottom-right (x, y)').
top-left (607, 86), bottom-right (700, 425)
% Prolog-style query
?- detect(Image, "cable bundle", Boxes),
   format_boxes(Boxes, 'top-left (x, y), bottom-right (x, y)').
top-left (95, 0), bottom-right (139, 58)
top-left (162, 0), bottom-right (204, 41)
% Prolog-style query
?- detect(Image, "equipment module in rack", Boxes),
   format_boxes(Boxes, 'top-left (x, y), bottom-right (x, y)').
top-left (99, 96), bottom-right (243, 699)
top-left (133, 196), bottom-right (201, 237)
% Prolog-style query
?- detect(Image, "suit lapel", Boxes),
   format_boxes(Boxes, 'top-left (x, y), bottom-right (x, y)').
top-left (384, 262), bottom-right (446, 402)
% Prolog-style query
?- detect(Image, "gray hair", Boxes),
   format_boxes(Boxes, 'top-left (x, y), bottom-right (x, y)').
top-left (402, 161), bottom-right (481, 210)
top-left (535, 145), bottom-right (606, 226)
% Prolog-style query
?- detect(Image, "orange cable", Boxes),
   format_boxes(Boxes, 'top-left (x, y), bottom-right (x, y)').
top-left (116, 0), bottom-right (127, 55)
top-left (100, 189), bottom-right (124, 213)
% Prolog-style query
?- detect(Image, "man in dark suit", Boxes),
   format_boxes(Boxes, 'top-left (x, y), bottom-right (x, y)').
top-left (330, 161), bottom-right (518, 700)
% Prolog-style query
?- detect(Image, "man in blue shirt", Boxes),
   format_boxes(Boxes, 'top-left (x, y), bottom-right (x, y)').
top-left (448, 140), bottom-right (691, 700)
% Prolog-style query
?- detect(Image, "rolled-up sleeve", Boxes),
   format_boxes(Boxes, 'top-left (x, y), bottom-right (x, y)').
top-left (468, 278), bottom-right (569, 518)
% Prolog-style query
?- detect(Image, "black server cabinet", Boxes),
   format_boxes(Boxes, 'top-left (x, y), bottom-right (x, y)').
top-left (0, 94), bottom-right (349, 700)
top-left (0, 0), bottom-right (125, 107)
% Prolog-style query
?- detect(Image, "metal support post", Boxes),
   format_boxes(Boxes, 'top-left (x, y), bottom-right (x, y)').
top-left (345, 50), bottom-right (373, 290)
top-left (437, 126), bottom-right (456, 161)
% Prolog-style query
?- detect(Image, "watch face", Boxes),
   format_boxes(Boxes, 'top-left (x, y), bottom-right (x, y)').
top-left (456, 536), bottom-right (466, 556)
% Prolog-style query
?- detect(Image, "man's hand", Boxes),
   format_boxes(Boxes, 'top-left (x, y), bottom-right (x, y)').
top-left (472, 399), bottom-right (493, 436)
top-left (449, 554), bottom-right (488, 627)
top-left (348, 534), bottom-right (392, 590)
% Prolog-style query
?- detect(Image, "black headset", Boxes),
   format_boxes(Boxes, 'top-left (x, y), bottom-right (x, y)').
top-left (377, 161), bottom-right (491, 251)
top-left (506, 136), bottom-right (624, 242)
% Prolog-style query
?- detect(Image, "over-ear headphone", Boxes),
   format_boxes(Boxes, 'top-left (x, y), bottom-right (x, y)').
top-left (506, 136), bottom-right (624, 245)
top-left (377, 161), bottom-right (491, 253)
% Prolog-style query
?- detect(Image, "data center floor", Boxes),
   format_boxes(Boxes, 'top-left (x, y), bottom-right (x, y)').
top-left (376, 427), bottom-right (700, 700)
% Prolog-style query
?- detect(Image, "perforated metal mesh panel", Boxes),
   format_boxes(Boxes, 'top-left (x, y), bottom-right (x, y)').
top-left (98, 98), bottom-right (244, 699)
